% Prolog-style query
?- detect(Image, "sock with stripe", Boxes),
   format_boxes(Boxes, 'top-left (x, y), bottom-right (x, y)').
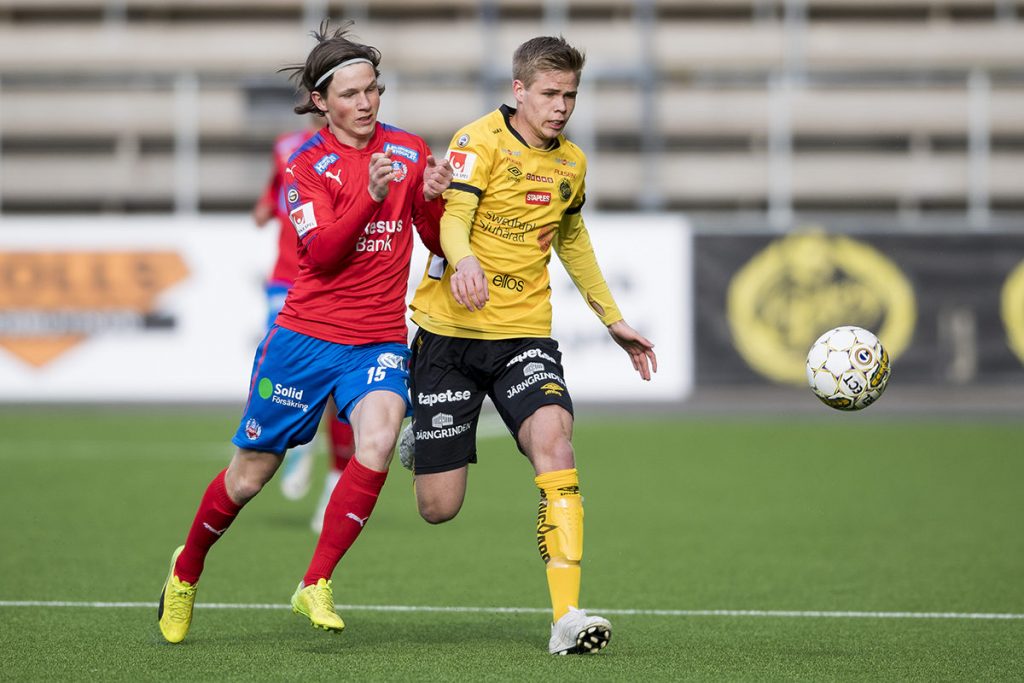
top-left (303, 457), bottom-right (387, 586)
top-left (174, 469), bottom-right (243, 584)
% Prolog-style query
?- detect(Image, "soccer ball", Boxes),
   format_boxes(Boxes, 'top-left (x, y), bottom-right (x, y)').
top-left (805, 326), bottom-right (891, 411)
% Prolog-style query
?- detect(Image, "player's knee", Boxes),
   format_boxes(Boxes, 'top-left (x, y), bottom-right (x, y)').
top-left (419, 509), bottom-right (454, 525)
top-left (417, 496), bottom-right (462, 524)
top-left (226, 469), bottom-right (267, 504)
top-left (354, 428), bottom-right (397, 469)
top-left (226, 450), bottom-right (278, 503)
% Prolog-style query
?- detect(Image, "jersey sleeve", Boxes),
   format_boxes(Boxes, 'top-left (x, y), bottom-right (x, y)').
top-left (553, 211), bottom-right (623, 326)
top-left (412, 193), bottom-right (446, 257)
top-left (286, 155), bottom-right (381, 270)
top-left (441, 127), bottom-right (494, 265)
top-left (438, 191), bottom-right (479, 266)
top-left (407, 138), bottom-right (445, 257)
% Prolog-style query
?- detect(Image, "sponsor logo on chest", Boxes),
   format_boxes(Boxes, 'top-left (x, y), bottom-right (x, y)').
top-left (355, 220), bottom-right (405, 253)
top-left (383, 143), bottom-right (420, 163)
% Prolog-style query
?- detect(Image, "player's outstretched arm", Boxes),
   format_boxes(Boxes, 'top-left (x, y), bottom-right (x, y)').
top-left (607, 320), bottom-right (657, 381)
top-left (450, 255), bottom-right (489, 312)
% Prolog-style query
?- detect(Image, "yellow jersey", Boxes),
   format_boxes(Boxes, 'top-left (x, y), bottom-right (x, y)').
top-left (410, 105), bottom-right (621, 340)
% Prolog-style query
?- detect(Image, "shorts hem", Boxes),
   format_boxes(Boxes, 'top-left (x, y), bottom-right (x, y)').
top-left (413, 459), bottom-right (473, 475)
top-left (340, 384), bottom-right (414, 420)
top-left (230, 438), bottom-right (286, 456)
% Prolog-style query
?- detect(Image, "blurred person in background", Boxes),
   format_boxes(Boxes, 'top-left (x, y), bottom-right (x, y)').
top-left (401, 35), bottom-right (657, 656)
top-left (251, 121), bottom-right (356, 534)
top-left (157, 21), bottom-right (452, 644)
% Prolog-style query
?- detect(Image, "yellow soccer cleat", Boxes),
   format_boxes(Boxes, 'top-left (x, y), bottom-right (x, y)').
top-left (291, 578), bottom-right (345, 632)
top-left (157, 545), bottom-right (197, 644)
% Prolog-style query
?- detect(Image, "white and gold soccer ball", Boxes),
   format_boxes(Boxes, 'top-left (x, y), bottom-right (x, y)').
top-left (805, 326), bottom-right (891, 411)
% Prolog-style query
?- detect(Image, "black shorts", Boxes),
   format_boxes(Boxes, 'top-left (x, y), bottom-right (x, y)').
top-left (409, 329), bottom-right (574, 474)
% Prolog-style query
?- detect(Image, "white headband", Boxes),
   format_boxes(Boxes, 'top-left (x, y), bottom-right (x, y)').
top-left (314, 57), bottom-right (374, 88)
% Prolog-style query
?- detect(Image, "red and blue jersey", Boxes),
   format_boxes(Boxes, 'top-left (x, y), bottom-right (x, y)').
top-left (257, 129), bottom-right (315, 286)
top-left (277, 122), bottom-right (444, 346)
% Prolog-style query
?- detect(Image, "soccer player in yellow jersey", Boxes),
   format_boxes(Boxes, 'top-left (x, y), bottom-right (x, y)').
top-left (403, 35), bottom-right (657, 655)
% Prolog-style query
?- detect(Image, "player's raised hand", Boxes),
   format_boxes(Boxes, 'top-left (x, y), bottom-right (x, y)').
top-left (450, 255), bottom-right (490, 312)
top-left (423, 155), bottom-right (453, 201)
top-left (368, 151), bottom-right (395, 202)
top-left (607, 320), bottom-right (657, 381)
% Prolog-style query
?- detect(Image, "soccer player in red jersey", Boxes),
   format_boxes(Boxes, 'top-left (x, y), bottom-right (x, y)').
top-left (252, 124), bottom-right (359, 532)
top-left (158, 22), bottom-right (453, 643)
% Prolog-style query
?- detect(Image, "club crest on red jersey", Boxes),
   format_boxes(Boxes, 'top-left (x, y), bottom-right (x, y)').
top-left (390, 160), bottom-right (408, 183)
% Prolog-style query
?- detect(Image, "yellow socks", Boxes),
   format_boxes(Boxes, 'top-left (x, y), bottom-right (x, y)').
top-left (535, 468), bottom-right (583, 622)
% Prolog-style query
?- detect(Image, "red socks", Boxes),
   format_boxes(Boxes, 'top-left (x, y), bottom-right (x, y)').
top-left (329, 420), bottom-right (355, 472)
top-left (174, 469), bottom-right (243, 584)
top-left (172, 446), bottom-right (380, 588)
top-left (303, 457), bottom-right (387, 586)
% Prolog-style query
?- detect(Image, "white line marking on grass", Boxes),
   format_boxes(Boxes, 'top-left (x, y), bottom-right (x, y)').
top-left (1, 601), bottom-right (1022, 620)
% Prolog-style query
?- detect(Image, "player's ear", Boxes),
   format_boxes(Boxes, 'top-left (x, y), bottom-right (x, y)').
top-left (310, 90), bottom-right (329, 113)
top-left (511, 79), bottom-right (527, 104)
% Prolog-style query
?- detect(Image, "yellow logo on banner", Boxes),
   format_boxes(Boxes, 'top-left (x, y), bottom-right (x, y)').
top-left (0, 251), bottom-right (188, 368)
top-left (1001, 259), bottom-right (1024, 365)
top-left (727, 231), bottom-right (915, 385)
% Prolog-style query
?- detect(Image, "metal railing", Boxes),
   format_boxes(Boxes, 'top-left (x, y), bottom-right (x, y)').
top-left (0, 0), bottom-right (1020, 230)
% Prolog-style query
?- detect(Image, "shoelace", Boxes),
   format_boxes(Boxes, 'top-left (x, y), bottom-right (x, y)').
top-left (167, 584), bottom-right (196, 623)
top-left (311, 582), bottom-right (335, 613)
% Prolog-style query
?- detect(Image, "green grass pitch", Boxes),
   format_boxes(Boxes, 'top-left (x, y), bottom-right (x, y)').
top-left (1, 406), bottom-right (1022, 680)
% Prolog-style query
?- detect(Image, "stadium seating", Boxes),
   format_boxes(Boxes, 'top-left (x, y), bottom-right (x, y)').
top-left (0, 0), bottom-right (1021, 218)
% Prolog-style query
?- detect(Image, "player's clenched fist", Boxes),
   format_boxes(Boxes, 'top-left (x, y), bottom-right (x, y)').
top-left (422, 155), bottom-right (453, 201)
top-left (367, 151), bottom-right (394, 202)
